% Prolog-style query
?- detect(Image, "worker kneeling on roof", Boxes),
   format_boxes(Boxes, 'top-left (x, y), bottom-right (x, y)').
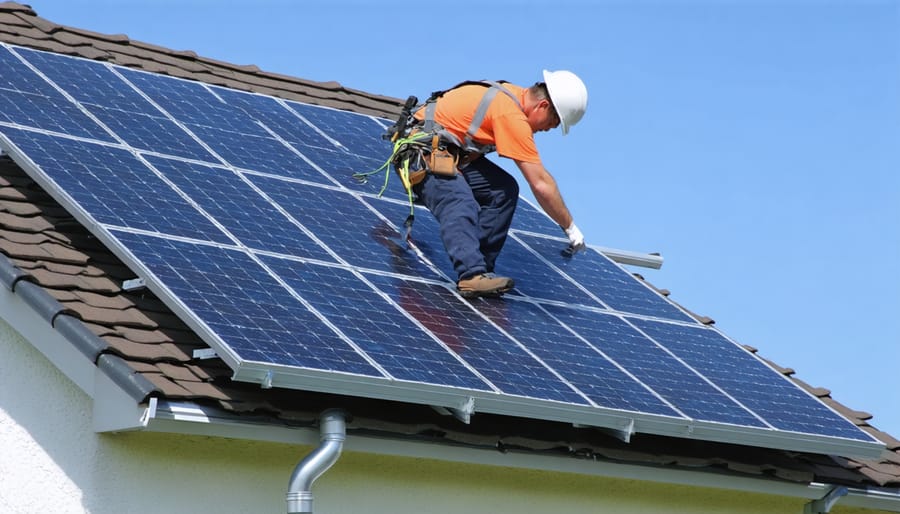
top-left (394, 70), bottom-right (588, 299)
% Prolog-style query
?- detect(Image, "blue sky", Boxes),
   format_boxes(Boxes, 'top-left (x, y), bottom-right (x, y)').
top-left (28, 1), bottom-right (899, 437)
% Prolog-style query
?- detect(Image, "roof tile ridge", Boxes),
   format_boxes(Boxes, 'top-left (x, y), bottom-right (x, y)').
top-left (0, 2), bottom-right (35, 15)
top-left (189, 52), bottom-right (261, 73)
top-left (56, 25), bottom-right (130, 44)
top-left (9, 4), bottom-right (58, 34)
top-left (127, 38), bottom-right (202, 61)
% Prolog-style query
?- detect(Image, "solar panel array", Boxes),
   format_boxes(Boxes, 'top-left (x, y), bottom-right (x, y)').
top-left (0, 44), bottom-right (882, 458)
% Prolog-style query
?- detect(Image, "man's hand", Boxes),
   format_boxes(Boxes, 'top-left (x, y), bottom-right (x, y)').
top-left (562, 222), bottom-right (586, 256)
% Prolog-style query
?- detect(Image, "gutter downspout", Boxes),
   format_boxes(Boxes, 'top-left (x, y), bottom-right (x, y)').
top-left (287, 409), bottom-right (347, 514)
top-left (805, 485), bottom-right (849, 514)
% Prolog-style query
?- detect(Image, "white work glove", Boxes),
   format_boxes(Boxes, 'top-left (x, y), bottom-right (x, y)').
top-left (563, 222), bottom-right (586, 256)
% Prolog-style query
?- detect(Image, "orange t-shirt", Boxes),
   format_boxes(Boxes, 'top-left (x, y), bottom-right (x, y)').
top-left (415, 83), bottom-right (541, 164)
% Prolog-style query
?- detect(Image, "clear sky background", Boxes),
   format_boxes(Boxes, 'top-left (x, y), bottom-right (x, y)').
top-left (27, 0), bottom-right (899, 437)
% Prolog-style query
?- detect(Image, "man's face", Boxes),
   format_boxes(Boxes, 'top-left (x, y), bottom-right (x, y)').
top-left (527, 99), bottom-right (561, 133)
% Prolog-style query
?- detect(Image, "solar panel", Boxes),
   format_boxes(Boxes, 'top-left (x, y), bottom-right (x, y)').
top-left (0, 43), bottom-right (882, 458)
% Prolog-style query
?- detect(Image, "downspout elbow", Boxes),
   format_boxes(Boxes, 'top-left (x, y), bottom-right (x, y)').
top-left (287, 409), bottom-right (347, 514)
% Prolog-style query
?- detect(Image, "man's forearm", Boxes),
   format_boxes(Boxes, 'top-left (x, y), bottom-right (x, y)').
top-left (516, 160), bottom-right (574, 229)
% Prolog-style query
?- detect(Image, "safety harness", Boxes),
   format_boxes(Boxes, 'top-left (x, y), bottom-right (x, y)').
top-left (353, 80), bottom-right (523, 237)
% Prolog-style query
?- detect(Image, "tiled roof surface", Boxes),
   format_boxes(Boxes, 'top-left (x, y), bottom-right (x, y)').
top-left (1, 1), bottom-right (898, 490)
top-left (0, 2), bottom-right (400, 119)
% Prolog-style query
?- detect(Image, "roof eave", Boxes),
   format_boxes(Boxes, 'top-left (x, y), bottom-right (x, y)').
top-left (140, 399), bottom-right (900, 513)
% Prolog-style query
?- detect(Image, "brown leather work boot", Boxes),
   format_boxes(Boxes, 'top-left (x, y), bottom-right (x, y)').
top-left (456, 273), bottom-right (515, 298)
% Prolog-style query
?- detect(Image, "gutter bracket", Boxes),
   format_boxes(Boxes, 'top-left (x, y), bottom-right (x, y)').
top-left (804, 485), bottom-right (848, 514)
top-left (431, 397), bottom-right (476, 424)
top-left (594, 418), bottom-right (635, 443)
top-left (262, 370), bottom-right (274, 389)
top-left (450, 396), bottom-right (475, 424)
top-left (140, 397), bottom-right (159, 427)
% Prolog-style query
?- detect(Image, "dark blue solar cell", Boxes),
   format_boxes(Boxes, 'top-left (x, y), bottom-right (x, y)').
top-left (303, 146), bottom-right (410, 202)
top-left (89, 107), bottom-right (215, 161)
top-left (366, 198), bottom-right (457, 280)
top-left (110, 230), bottom-right (383, 376)
top-left (544, 305), bottom-right (766, 426)
top-left (212, 87), bottom-right (337, 150)
top-left (510, 199), bottom-right (560, 234)
top-left (18, 47), bottom-right (159, 115)
top-left (368, 196), bottom-right (604, 305)
top-left (119, 68), bottom-right (269, 135)
top-left (262, 256), bottom-right (492, 390)
top-left (286, 101), bottom-right (391, 162)
top-left (494, 237), bottom-right (599, 304)
top-left (474, 298), bottom-right (680, 415)
top-left (0, 128), bottom-right (230, 242)
top-left (186, 123), bottom-right (327, 181)
top-left (146, 155), bottom-right (337, 261)
top-left (517, 233), bottom-right (696, 322)
top-left (0, 91), bottom-right (115, 142)
top-left (629, 319), bottom-right (872, 440)
top-left (0, 46), bottom-right (64, 96)
top-left (251, 176), bottom-right (442, 279)
top-left (365, 273), bottom-right (589, 404)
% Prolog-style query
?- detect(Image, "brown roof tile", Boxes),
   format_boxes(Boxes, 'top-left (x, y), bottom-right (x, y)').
top-left (62, 26), bottom-right (130, 44)
top-left (156, 362), bottom-right (207, 383)
top-left (0, 210), bottom-right (54, 232)
top-left (0, 2), bottom-right (33, 14)
top-left (19, 265), bottom-right (120, 292)
top-left (103, 336), bottom-right (193, 362)
top-left (108, 325), bottom-right (184, 344)
top-left (0, 11), bottom-right (26, 26)
top-left (0, 200), bottom-right (41, 216)
top-left (142, 373), bottom-right (195, 397)
top-left (68, 290), bottom-right (138, 310)
top-left (59, 303), bottom-right (159, 328)
top-left (1, 238), bottom-right (85, 263)
top-left (0, 21), bottom-right (45, 40)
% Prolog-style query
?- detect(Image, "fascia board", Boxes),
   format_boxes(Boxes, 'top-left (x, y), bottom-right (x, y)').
top-left (0, 274), bottom-right (154, 432)
top-left (0, 281), bottom-right (95, 395)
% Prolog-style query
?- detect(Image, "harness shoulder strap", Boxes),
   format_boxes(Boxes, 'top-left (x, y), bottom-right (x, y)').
top-left (463, 80), bottom-right (521, 151)
top-left (421, 80), bottom-right (524, 154)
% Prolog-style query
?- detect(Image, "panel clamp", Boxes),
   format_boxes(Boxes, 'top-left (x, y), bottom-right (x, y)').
top-left (192, 348), bottom-right (218, 360)
top-left (122, 277), bottom-right (146, 291)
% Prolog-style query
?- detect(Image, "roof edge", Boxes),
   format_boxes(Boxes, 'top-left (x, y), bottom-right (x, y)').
top-left (144, 399), bottom-right (900, 512)
top-left (0, 251), bottom-right (157, 402)
top-left (0, 2), bottom-right (404, 118)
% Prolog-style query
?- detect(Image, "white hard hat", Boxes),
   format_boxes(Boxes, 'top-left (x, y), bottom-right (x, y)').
top-left (542, 69), bottom-right (588, 135)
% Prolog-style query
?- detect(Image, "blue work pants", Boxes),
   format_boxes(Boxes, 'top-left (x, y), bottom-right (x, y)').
top-left (413, 156), bottom-right (519, 280)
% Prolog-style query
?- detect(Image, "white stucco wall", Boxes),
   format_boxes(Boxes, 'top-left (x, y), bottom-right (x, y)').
top-left (0, 317), bottom-right (884, 514)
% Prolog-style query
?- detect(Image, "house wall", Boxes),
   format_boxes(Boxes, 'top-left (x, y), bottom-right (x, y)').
top-left (0, 318), bottom-right (878, 514)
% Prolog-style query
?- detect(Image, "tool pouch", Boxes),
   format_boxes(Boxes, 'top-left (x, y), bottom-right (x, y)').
top-left (403, 168), bottom-right (427, 190)
top-left (427, 134), bottom-right (459, 177)
top-left (393, 141), bottom-right (428, 190)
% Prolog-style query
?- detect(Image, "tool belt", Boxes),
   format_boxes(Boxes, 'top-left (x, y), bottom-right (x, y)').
top-left (392, 127), bottom-right (461, 190)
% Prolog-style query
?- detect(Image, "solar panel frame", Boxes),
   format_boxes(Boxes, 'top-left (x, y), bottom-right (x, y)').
top-left (0, 43), bottom-right (884, 459)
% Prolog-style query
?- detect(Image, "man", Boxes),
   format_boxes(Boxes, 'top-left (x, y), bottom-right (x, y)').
top-left (407, 70), bottom-right (588, 298)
